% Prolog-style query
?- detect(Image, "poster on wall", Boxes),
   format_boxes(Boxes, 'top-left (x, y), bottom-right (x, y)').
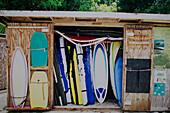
top-left (153, 70), bottom-right (166, 96)
top-left (154, 40), bottom-right (164, 54)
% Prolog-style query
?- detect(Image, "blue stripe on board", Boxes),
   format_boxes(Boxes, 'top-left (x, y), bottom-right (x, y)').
top-left (93, 44), bottom-right (107, 81)
top-left (93, 43), bottom-right (107, 102)
top-left (57, 42), bottom-right (69, 92)
top-left (114, 57), bottom-right (123, 107)
top-left (84, 46), bottom-right (95, 104)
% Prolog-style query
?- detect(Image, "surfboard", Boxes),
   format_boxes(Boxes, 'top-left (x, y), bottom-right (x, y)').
top-left (84, 46), bottom-right (95, 105)
top-left (10, 47), bottom-right (28, 108)
top-left (67, 46), bottom-right (76, 104)
top-left (30, 32), bottom-right (48, 67)
top-left (30, 71), bottom-right (48, 108)
top-left (109, 42), bottom-right (121, 99)
top-left (54, 41), bottom-right (67, 106)
top-left (93, 43), bottom-right (108, 103)
top-left (90, 45), bottom-right (94, 85)
top-left (114, 56), bottom-right (123, 107)
top-left (59, 37), bottom-right (72, 104)
top-left (76, 45), bottom-right (88, 105)
top-left (57, 39), bottom-right (69, 92)
top-left (73, 47), bottom-right (83, 105)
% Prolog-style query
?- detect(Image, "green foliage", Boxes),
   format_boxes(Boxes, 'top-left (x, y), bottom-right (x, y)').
top-left (143, 0), bottom-right (170, 14)
top-left (117, 0), bottom-right (170, 14)
top-left (0, 23), bottom-right (6, 34)
top-left (0, 0), bottom-right (169, 13)
top-left (0, 0), bottom-right (116, 12)
top-left (90, 1), bottom-right (117, 12)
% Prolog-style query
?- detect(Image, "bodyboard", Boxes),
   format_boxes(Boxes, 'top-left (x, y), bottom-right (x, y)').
top-left (30, 71), bottom-right (48, 108)
top-left (30, 32), bottom-right (48, 67)
top-left (76, 45), bottom-right (88, 105)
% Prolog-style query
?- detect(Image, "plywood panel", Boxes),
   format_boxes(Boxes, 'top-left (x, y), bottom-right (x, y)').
top-left (0, 38), bottom-right (6, 90)
top-left (6, 23), bottom-right (53, 110)
top-left (122, 25), bottom-right (153, 111)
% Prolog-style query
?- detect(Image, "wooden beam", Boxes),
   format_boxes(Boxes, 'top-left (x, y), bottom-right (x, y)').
top-left (50, 17), bottom-right (53, 21)
top-left (26, 17), bottom-right (32, 21)
top-left (53, 17), bottom-right (75, 22)
top-left (75, 17), bottom-right (97, 22)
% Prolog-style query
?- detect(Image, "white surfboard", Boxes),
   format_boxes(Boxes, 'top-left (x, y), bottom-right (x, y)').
top-left (109, 42), bottom-right (121, 99)
top-left (10, 47), bottom-right (28, 108)
top-left (93, 43), bottom-right (108, 103)
top-left (76, 45), bottom-right (88, 105)
top-left (59, 37), bottom-right (72, 104)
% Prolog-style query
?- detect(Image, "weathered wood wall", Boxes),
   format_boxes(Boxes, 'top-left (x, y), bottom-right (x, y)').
top-left (0, 38), bottom-right (6, 90)
top-left (6, 23), bottom-right (54, 110)
top-left (122, 25), bottom-right (154, 111)
top-left (151, 69), bottom-right (170, 111)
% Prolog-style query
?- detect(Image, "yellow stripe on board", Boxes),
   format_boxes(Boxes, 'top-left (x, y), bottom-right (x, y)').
top-left (68, 46), bottom-right (76, 104)
top-left (73, 48), bottom-right (83, 105)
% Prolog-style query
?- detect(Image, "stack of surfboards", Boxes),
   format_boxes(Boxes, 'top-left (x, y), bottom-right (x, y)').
top-left (53, 37), bottom-right (123, 107)
top-left (109, 42), bottom-right (123, 107)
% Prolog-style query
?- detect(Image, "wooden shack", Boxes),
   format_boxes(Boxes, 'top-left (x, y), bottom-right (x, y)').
top-left (0, 10), bottom-right (170, 111)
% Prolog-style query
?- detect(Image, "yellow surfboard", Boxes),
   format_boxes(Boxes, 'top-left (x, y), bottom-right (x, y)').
top-left (29, 71), bottom-right (48, 108)
top-left (73, 48), bottom-right (83, 105)
top-left (68, 46), bottom-right (76, 104)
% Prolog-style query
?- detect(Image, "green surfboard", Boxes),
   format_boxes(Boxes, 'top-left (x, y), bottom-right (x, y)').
top-left (31, 32), bottom-right (48, 67)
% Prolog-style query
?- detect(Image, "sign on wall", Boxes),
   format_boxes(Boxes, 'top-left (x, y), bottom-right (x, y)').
top-left (153, 70), bottom-right (166, 96)
top-left (154, 39), bottom-right (164, 54)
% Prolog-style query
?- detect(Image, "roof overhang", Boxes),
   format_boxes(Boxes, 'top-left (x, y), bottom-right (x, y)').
top-left (0, 10), bottom-right (170, 27)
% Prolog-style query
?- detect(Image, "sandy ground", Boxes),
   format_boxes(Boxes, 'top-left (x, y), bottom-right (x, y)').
top-left (0, 90), bottom-right (7, 112)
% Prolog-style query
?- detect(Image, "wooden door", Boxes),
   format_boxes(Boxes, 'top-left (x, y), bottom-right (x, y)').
top-left (122, 25), bottom-right (154, 111)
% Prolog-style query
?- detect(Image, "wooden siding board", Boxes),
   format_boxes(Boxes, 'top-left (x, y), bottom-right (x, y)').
top-left (0, 38), bottom-right (6, 90)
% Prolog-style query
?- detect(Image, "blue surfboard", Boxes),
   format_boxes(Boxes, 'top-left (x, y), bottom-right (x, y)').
top-left (114, 56), bottom-right (123, 107)
top-left (84, 46), bottom-right (95, 105)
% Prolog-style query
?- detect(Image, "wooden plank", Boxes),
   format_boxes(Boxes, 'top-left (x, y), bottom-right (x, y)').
top-left (148, 26), bottom-right (154, 110)
top-left (6, 27), bottom-right (10, 107)
top-left (0, 38), bottom-right (7, 90)
top-left (122, 26), bottom-right (127, 110)
top-left (97, 18), bottom-right (119, 23)
top-left (6, 107), bottom-right (50, 111)
top-left (53, 17), bottom-right (75, 22)
top-left (30, 66), bottom-right (48, 70)
top-left (50, 24), bottom-right (54, 108)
